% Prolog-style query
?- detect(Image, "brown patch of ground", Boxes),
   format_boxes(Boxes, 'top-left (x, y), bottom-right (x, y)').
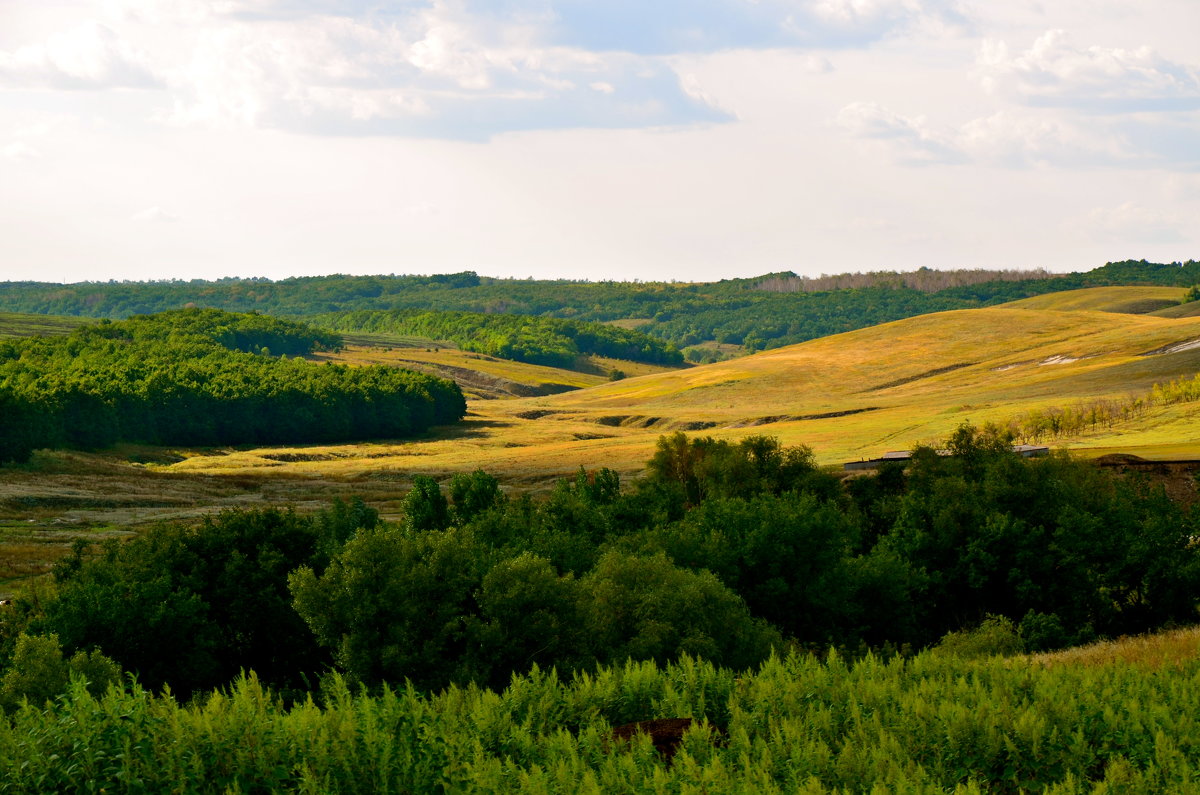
top-left (609, 718), bottom-right (724, 762)
top-left (1094, 456), bottom-right (1200, 506)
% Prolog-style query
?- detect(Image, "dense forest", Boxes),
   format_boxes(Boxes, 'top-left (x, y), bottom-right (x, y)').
top-left (0, 308), bottom-right (465, 463)
top-left (1, 428), bottom-right (1198, 790)
top-left (2, 259), bottom-right (1196, 356)
top-left (316, 309), bottom-right (683, 367)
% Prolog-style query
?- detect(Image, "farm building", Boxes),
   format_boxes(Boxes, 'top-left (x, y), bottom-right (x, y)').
top-left (844, 444), bottom-right (1049, 471)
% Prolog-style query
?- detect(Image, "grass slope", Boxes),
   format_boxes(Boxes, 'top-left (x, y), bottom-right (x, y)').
top-left (309, 331), bottom-right (682, 400)
top-left (1000, 286), bottom-right (1187, 314)
top-left (163, 293), bottom-right (1200, 484)
top-left (0, 312), bottom-right (93, 338)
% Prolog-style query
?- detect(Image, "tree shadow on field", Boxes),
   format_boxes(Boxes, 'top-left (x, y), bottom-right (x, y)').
top-left (437, 419), bottom-right (514, 440)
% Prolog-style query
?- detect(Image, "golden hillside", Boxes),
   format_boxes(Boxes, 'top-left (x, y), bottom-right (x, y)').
top-left (170, 297), bottom-right (1200, 484)
top-left (1000, 286), bottom-right (1186, 314)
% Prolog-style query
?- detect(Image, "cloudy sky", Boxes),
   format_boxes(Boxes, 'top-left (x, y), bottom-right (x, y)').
top-left (1, 0), bottom-right (1197, 283)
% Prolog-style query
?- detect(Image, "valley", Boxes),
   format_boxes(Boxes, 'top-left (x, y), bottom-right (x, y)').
top-left (5, 285), bottom-right (1200, 597)
top-left (167, 289), bottom-right (1200, 482)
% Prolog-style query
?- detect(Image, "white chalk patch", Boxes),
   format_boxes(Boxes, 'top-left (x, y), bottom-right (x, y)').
top-left (1143, 338), bottom-right (1200, 356)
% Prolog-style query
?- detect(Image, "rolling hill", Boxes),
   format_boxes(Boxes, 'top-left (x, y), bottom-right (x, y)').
top-left (7, 287), bottom-right (1200, 593)
top-left (1000, 286), bottom-right (1187, 314)
top-left (166, 289), bottom-right (1200, 484)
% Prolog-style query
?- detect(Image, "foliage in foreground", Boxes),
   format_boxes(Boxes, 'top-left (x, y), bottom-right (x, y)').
top-left (4, 650), bottom-right (1200, 793)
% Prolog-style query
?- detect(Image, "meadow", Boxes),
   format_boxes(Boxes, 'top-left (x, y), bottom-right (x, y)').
top-left (167, 289), bottom-right (1200, 484)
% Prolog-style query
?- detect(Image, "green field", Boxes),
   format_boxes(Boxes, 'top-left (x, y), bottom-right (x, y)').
top-left (4, 290), bottom-right (1200, 793)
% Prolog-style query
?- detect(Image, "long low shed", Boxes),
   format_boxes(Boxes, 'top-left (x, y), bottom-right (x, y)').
top-left (844, 445), bottom-right (1049, 471)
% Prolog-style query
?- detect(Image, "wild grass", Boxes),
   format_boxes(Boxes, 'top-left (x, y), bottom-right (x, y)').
top-left (0, 312), bottom-right (93, 339)
top-left (1029, 626), bottom-right (1200, 670)
top-left (6, 645), bottom-right (1200, 792)
top-left (0, 522), bottom-right (134, 600)
top-left (1000, 286), bottom-right (1187, 314)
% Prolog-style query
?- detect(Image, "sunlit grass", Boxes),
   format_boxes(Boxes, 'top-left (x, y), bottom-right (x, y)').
top-left (163, 299), bottom-right (1200, 484)
top-left (1030, 626), bottom-right (1200, 670)
top-left (1000, 286), bottom-right (1187, 313)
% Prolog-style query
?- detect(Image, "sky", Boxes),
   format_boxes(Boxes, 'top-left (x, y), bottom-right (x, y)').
top-left (0, 0), bottom-right (1197, 284)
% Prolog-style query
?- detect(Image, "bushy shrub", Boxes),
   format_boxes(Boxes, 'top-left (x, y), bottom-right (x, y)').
top-left (0, 633), bottom-right (120, 712)
top-left (932, 615), bottom-right (1024, 659)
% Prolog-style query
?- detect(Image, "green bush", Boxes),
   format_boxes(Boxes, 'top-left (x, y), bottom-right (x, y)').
top-left (932, 615), bottom-right (1024, 659)
top-left (0, 633), bottom-right (120, 712)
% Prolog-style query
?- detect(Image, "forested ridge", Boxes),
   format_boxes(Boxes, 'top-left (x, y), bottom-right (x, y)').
top-left (316, 309), bottom-right (683, 367)
top-left (0, 308), bottom-right (465, 463)
top-left (3, 259), bottom-right (1196, 356)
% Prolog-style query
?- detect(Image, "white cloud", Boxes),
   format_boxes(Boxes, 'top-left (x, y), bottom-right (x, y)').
top-left (2, 141), bottom-right (41, 160)
top-left (0, 21), bottom-right (160, 90)
top-left (795, 0), bottom-right (968, 43)
top-left (802, 54), bottom-right (835, 74)
top-left (1073, 202), bottom-right (1187, 244)
top-left (810, 0), bottom-right (921, 26)
top-left (839, 103), bottom-right (1162, 168)
top-left (146, 5), bottom-right (727, 136)
top-left (957, 111), bottom-right (1129, 166)
top-left (131, 206), bottom-right (180, 222)
top-left (836, 101), bottom-right (961, 163)
top-left (977, 29), bottom-right (1200, 111)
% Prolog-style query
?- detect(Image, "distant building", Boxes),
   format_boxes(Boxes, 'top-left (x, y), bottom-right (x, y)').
top-left (843, 444), bottom-right (1049, 471)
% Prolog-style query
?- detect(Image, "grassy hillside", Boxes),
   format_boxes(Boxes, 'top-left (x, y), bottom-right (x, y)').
top-left (0, 312), bottom-right (93, 338)
top-left (310, 331), bottom-right (682, 400)
top-left (1000, 286), bottom-right (1187, 314)
top-left (1151, 301), bottom-right (1200, 319)
top-left (6, 287), bottom-right (1200, 542)
top-left (162, 292), bottom-right (1200, 484)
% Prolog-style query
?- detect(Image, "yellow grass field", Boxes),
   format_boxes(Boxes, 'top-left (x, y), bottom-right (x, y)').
top-left (1030, 626), bottom-right (1200, 669)
top-left (311, 332), bottom-right (680, 399)
top-left (168, 298), bottom-right (1200, 486)
top-left (1001, 286), bottom-right (1187, 314)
